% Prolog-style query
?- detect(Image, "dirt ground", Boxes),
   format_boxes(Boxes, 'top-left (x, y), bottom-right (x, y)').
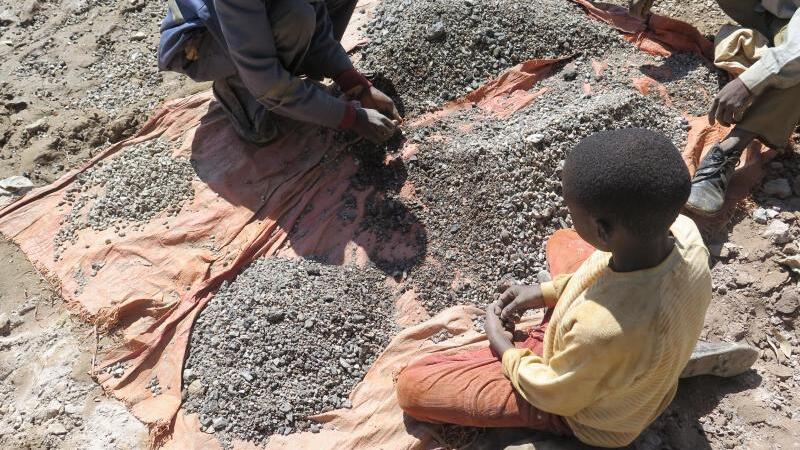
top-left (1, 1), bottom-right (798, 450)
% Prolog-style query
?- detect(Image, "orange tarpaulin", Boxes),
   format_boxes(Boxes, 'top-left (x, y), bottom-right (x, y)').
top-left (570, 0), bottom-right (715, 60)
top-left (0, 94), bottom-right (426, 445)
top-left (0, 1), bottom-right (776, 449)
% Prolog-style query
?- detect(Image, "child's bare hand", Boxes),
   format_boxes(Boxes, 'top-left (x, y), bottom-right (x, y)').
top-left (497, 283), bottom-right (544, 322)
top-left (485, 302), bottom-right (514, 355)
top-left (485, 303), bottom-right (512, 338)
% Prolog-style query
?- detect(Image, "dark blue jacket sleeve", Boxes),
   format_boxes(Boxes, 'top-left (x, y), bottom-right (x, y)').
top-left (213, 0), bottom-right (348, 129)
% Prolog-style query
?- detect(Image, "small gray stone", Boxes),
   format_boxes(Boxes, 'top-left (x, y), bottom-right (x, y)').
top-left (752, 208), bottom-right (769, 224)
top-left (562, 65), bottom-right (578, 81)
top-left (536, 269), bottom-right (552, 283)
top-left (266, 310), bottom-right (285, 323)
top-left (425, 21), bottom-right (446, 42)
top-left (763, 220), bottom-right (791, 244)
top-left (734, 272), bottom-right (754, 288)
top-left (187, 379), bottom-right (205, 396)
top-left (525, 133), bottom-right (545, 144)
top-left (64, 404), bottom-right (82, 416)
top-left (774, 290), bottom-right (798, 315)
top-left (0, 9), bottom-right (18, 26)
top-left (212, 417), bottom-right (228, 430)
top-left (0, 176), bottom-right (34, 194)
top-left (25, 118), bottom-right (49, 135)
top-left (47, 422), bottom-right (67, 435)
top-left (45, 399), bottom-right (62, 419)
top-left (763, 179), bottom-right (793, 198)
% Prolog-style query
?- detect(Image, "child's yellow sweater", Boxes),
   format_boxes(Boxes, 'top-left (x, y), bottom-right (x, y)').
top-left (502, 215), bottom-right (711, 447)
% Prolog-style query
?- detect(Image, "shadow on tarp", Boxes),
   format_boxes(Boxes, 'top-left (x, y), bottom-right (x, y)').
top-left (188, 105), bottom-right (427, 274)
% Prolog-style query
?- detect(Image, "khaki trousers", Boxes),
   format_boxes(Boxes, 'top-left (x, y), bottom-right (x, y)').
top-left (716, 0), bottom-right (800, 148)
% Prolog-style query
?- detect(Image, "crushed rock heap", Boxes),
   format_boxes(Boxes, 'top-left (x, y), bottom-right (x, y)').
top-left (359, 0), bottom-right (623, 112)
top-left (53, 139), bottom-right (196, 259)
top-left (183, 258), bottom-right (396, 444)
top-left (354, 0), bottom-right (722, 313)
top-left (404, 90), bottom-right (689, 313)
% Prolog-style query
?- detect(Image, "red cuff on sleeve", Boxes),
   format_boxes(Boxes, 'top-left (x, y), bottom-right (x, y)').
top-left (338, 103), bottom-right (357, 130)
top-left (335, 68), bottom-right (372, 93)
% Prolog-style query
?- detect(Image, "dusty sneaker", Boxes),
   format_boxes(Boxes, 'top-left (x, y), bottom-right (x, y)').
top-left (680, 341), bottom-right (758, 378)
top-left (684, 144), bottom-right (742, 216)
top-left (212, 79), bottom-right (278, 146)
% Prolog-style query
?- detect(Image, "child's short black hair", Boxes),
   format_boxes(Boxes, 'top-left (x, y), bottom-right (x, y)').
top-left (563, 128), bottom-right (690, 238)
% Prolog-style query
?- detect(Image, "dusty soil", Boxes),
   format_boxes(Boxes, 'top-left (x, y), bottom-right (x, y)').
top-left (0, 1), bottom-right (798, 450)
top-left (0, 0), bottom-right (201, 184)
top-left (0, 240), bottom-right (148, 449)
top-left (0, 0), bottom-right (187, 447)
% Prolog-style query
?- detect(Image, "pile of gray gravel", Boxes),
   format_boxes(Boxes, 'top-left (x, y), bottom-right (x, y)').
top-left (353, 0), bottom-right (722, 312)
top-left (53, 139), bottom-right (195, 259)
top-left (183, 257), bottom-right (396, 444)
top-left (358, 0), bottom-right (623, 112)
top-left (403, 88), bottom-right (689, 313)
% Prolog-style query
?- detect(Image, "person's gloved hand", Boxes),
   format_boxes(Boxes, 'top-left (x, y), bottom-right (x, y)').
top-left (628, 0), bottom-right (655, 19)
top-left (708, 78), bottom-right (754, 127)
top-left (497, 283), bottom-right (544, 323)
top-left (357, 87), bottom-right (401, 122)
top-left (352, 107), bottom-right (397, 143)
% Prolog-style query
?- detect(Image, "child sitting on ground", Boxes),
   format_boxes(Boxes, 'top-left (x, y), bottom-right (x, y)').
top-left (396, 128), bottom-right (755, 447)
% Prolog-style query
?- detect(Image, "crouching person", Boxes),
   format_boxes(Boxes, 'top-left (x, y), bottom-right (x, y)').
top-left (631, 0), bottom-right (800, 216)
top-left (158, 0), bottom-right (400, 145)
top-left (396, 129), bottom-right (757, 447)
